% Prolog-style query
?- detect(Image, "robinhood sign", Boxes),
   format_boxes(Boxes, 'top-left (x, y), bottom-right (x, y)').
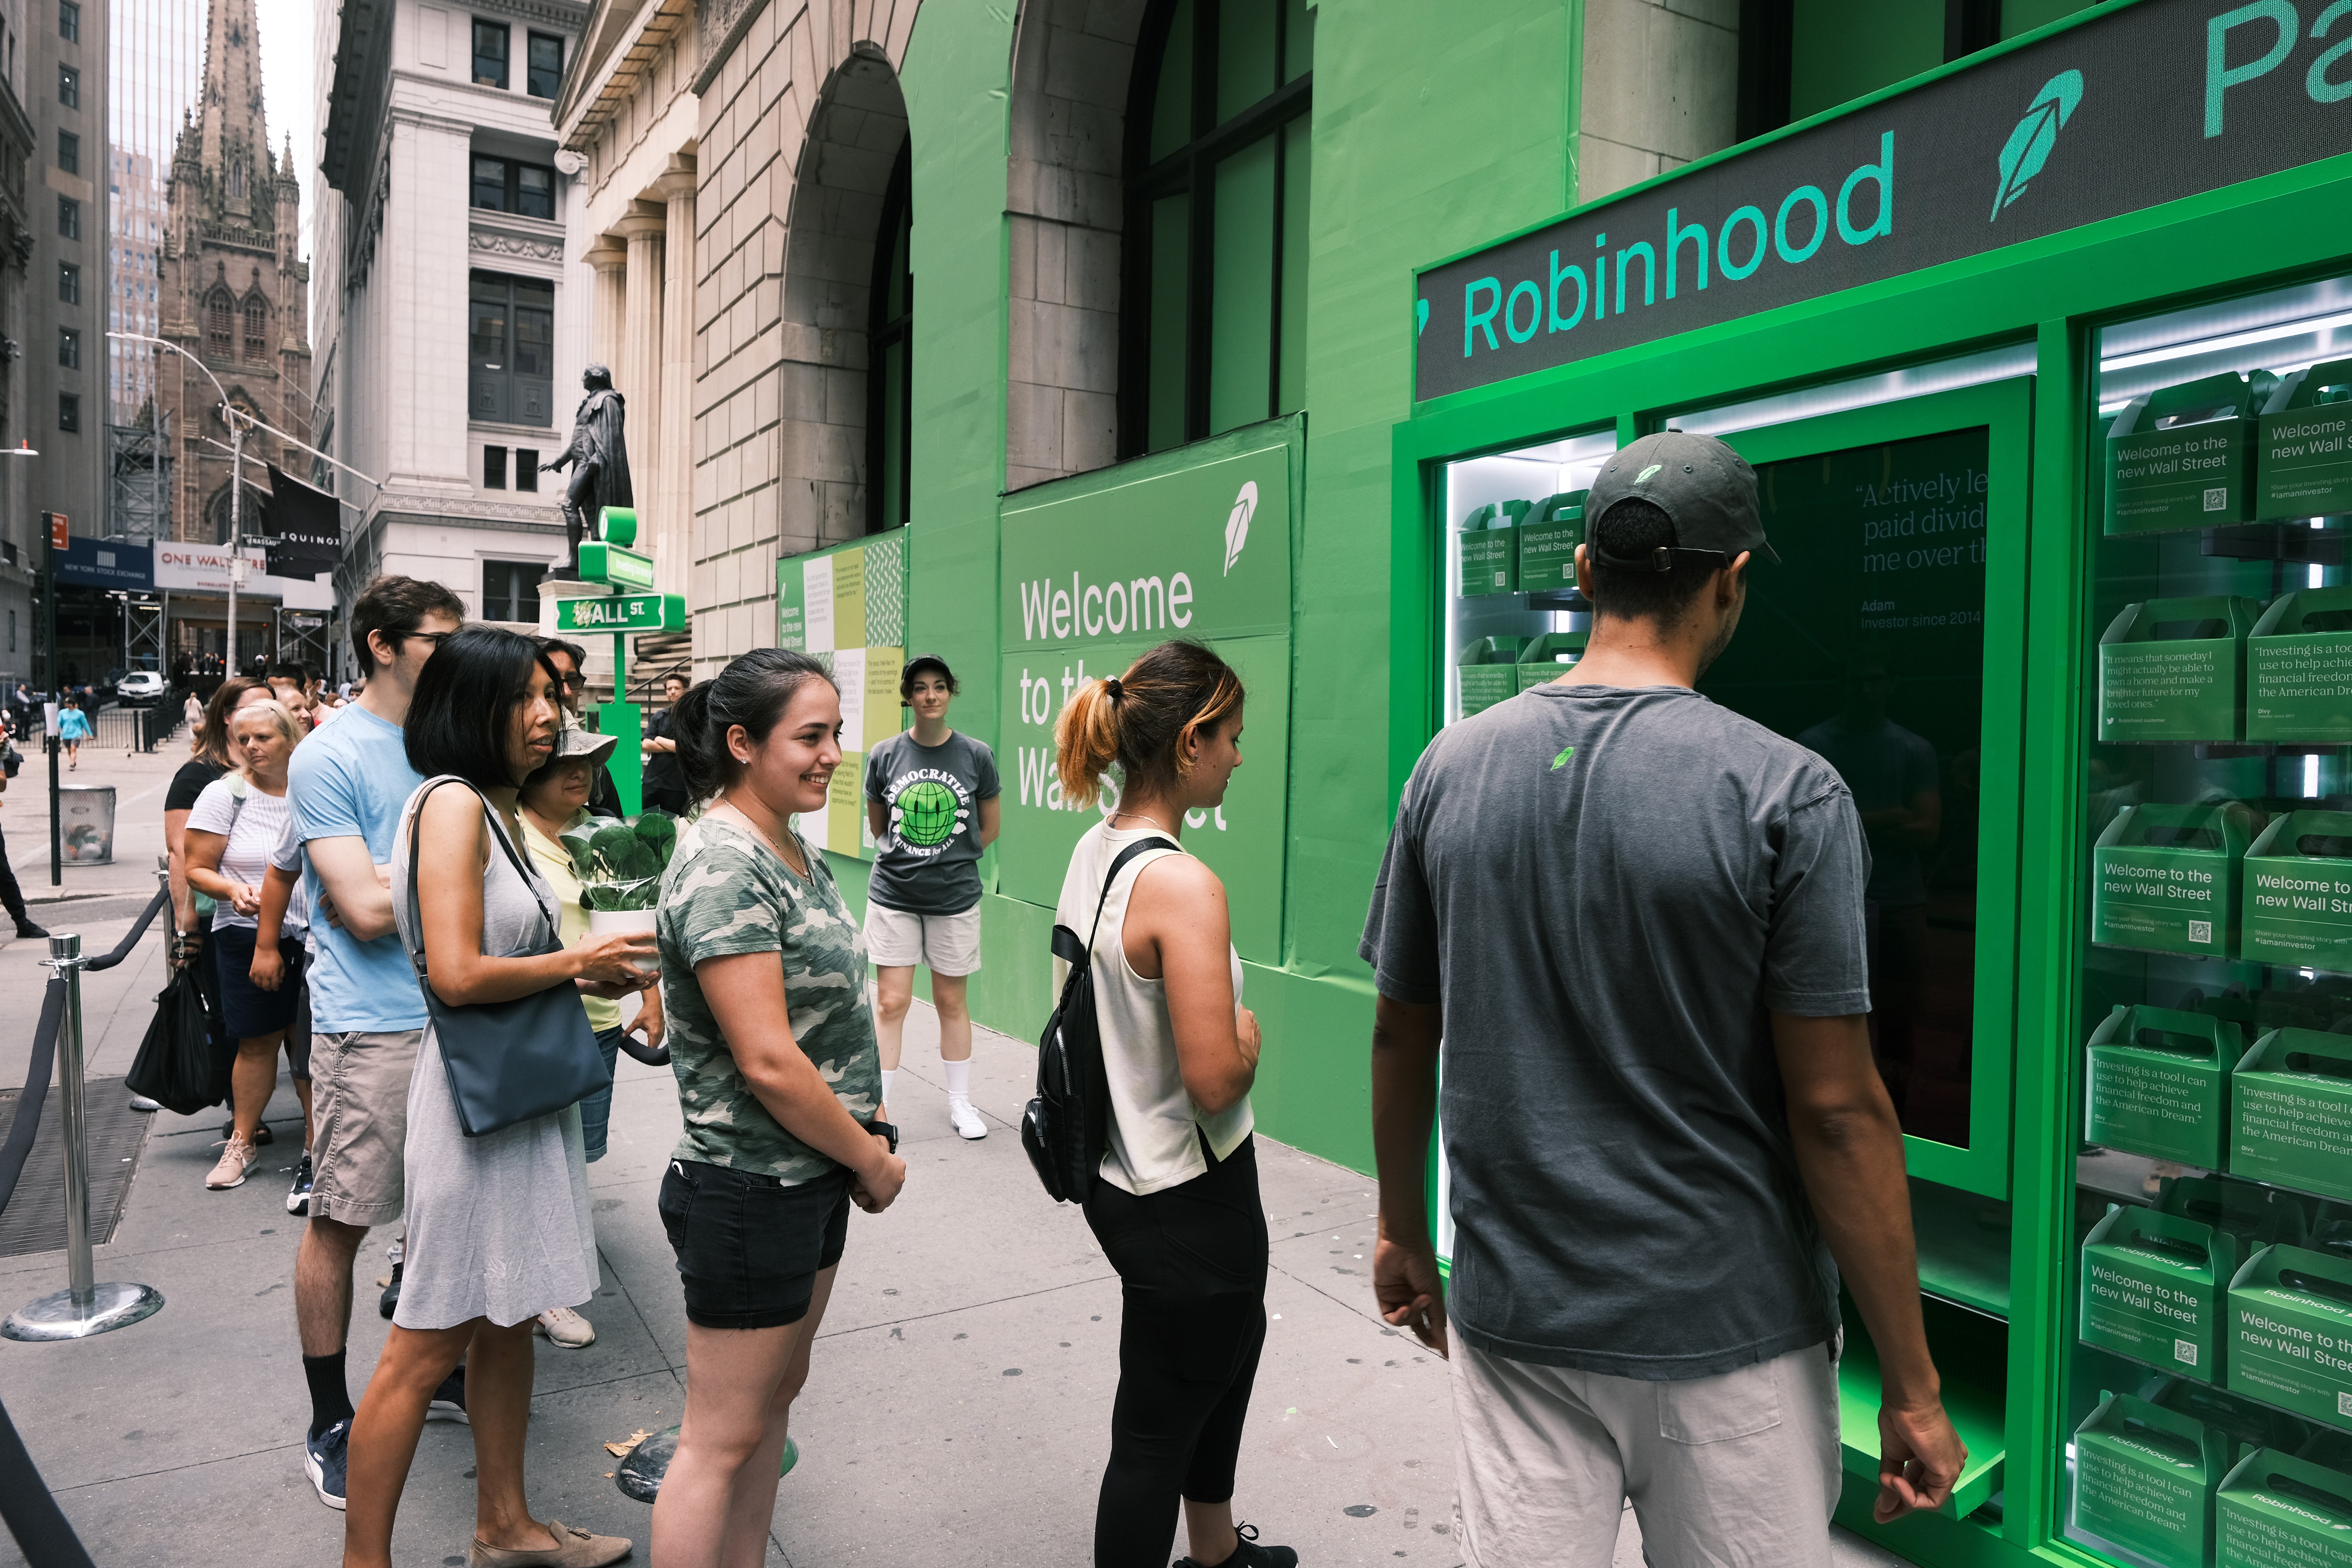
top-left (1416, 0), bottom-right (2352, 401)
top-left (997, 429), bottom-right (1294, 962)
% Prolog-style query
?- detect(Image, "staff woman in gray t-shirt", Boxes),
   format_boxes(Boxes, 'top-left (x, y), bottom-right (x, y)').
top-left (862, 655), bottom-right (1000, 1140)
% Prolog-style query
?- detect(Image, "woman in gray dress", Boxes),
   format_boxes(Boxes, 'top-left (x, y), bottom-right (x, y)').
top-left (342, 627), bottom-right (655, 1568)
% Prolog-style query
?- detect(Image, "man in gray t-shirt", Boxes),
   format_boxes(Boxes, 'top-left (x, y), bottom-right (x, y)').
top-left (1363, 432), bottom-right (1964, 1565)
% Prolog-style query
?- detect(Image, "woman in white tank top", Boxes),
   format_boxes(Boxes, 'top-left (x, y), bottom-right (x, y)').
top-left (1051, 640), bottom-right (1294, 1568)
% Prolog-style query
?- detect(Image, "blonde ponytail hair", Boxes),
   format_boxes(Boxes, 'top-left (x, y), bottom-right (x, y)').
top-left (1054, 640), bottom-right (1245, 810)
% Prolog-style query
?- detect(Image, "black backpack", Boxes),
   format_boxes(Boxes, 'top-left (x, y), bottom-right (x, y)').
top-left (1021, 837), bottom-right (1177, 1204)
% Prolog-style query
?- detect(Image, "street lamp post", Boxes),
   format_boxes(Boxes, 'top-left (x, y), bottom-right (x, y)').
top-left (104, 332), bottom-right (233, 667)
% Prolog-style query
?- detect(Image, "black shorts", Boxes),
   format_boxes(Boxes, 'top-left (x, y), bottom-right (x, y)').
top-left (658, 1158), bottom-right (851, 1330)
top-left (210, 923), bottom-right (308, 1046)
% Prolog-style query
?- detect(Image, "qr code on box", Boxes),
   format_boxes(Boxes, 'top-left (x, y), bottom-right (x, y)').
top-left (2203, 487), bottom-right (2228, 512)
top-left (2176, 1339), bottom-right (2199, 1366)
top-left (2340, 1390), bottom-right (2352, 1419)
top-left (2189, 920), bottom-right (2214, 945)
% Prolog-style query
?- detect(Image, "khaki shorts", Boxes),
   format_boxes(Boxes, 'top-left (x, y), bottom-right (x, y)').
top-left (864, 901), bottom-right (983, 976)
top-left (1450, 1338), bottom-right (1842, 1568)
top-left (307, 1029), bottom-right (421, 1229)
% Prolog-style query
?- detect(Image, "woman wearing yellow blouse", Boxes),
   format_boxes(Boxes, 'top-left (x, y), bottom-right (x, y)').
top-left (516, 717), bottom-right (667, 1350)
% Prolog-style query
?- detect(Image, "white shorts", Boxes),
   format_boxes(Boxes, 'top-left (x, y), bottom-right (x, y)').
top-left (865, 901), bottom-right (983, 976)
top-left (1450, 1338), bottom-right (1842, 1567)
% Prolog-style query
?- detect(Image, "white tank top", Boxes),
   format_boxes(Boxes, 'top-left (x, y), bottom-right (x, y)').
top-left (1052, 820), bottom-right (1253, 1196)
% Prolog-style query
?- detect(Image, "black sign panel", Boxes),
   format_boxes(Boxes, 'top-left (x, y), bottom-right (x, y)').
top-left (1416, 0), bottom-right (2352, 402)
top-left (263, 463), bottom-right (343, 581)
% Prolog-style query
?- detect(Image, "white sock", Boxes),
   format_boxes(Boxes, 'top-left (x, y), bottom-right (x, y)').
top-left (943, 1058), bottom-right (972, 1104)
top-left (880, 1068), bottom-right (897, 1108)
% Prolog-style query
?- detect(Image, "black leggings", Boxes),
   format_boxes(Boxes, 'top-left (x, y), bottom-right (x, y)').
top-left (1084, 1135), bottom-right (1270, 1568)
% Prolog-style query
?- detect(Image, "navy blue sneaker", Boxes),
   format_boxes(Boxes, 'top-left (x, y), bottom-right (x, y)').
top-left (1175, 1523), bottom-right (1298, 1568)
top-left (285, 1155), bottom-right (313, 1216)
top-left (427, 1366), bottom-right (468, 1424)
top-left (304, 1419), bottom-right (349, 1511)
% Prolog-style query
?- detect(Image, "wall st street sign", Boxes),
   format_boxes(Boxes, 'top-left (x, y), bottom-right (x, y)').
top-left (554, 592), bottom-right (685, 635)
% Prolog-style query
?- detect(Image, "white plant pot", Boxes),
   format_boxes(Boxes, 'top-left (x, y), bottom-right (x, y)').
top-left (588, 907), bottom-right (660, 975)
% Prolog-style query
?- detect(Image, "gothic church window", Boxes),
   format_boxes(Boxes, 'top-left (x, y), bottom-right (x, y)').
top-left (206, 289), bottom-right (234, 358)
top-left (243, 295), bottom-right (267, 361)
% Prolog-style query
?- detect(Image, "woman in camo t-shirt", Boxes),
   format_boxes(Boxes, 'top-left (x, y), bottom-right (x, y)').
top-left (650, 648), bottom-right (908, 1564)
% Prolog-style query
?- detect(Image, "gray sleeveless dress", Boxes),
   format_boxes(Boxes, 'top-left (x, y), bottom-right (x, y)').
top-left (389, 778), bottom-right (599, 1331)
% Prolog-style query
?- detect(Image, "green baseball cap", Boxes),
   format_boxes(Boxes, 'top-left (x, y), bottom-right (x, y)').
top-left (1586, 431), bottom-right (1779, 570)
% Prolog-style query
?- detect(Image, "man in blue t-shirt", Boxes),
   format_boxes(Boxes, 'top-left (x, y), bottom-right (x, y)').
top-left (286, 574), bottom-right (462, 1510)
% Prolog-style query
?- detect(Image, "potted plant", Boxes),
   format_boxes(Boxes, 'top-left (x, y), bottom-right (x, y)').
top-left (570, 811), bottom-right (679, 972)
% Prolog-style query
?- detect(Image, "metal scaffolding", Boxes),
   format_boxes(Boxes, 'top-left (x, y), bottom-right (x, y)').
top-left (106, 415), bottom-right (173, 543)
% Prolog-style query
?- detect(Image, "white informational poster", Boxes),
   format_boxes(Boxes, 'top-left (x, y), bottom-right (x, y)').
top-left (833, 646), bottom-right (867, 753)
top-left (804, 555), bottom-right (835, 655)
top-left (775, 528), bottom-right (906, 861)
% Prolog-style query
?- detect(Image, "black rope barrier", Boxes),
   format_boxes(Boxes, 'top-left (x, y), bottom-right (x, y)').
top-left (86, 886), bottom-right (170, 972)
top-left (0, 977), bottom-right (66, 1222)
top-left (0, 1400), bottom-right (93, 1568)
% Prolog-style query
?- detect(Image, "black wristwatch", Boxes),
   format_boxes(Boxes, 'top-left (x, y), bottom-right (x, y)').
top-left (868, 1119), bottom-right (899, 1153)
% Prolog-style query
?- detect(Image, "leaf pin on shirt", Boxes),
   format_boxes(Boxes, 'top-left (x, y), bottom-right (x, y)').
top-left (1551, 746), bottom-right (1575, 771)
top-left (1991, 70), bottom-right (2083, 222)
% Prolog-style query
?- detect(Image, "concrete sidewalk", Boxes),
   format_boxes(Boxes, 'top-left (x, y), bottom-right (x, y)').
top-left (0, 945), bottom-right (1912, 1566)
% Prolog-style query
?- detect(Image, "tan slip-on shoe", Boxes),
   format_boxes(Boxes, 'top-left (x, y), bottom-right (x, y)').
top-left (204, 1135), bottom-right (259, 1190)
top-left (468, 1518), bottom-right (631, 1568)
top-left (534, 1306), bottom-right (596, 1348)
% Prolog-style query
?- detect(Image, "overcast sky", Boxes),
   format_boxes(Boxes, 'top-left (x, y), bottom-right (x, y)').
top-left (253, 0), bottom-right (314, 257)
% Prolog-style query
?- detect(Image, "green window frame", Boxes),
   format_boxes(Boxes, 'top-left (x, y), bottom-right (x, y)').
top-left (867, 145), bottom-right (911, 534)
top-left (1121, 0), bottom-right (1312, 457)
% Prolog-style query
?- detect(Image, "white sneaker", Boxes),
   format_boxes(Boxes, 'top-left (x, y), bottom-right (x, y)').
top-left (948, 1097), bottom-right (987, 1141)
top-left (534, 1305), bottom-right (596, 1348)
top-left (204, 1134), bottom-right (259, 1190)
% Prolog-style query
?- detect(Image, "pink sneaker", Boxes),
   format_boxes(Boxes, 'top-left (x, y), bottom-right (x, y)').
top-left (204, 1134), bottom-right (259, 1190)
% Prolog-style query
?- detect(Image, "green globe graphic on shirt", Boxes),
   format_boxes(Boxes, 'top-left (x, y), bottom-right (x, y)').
top-left (894, 780), bottom-right (962, 848)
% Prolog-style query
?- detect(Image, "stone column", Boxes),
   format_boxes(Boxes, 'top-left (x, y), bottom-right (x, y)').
top-left (654, 156), bottom-right (697, 598)
top-left (614, 203), bottom-right (667, 557)
top-left (581, 235), bottom-right (628, 375)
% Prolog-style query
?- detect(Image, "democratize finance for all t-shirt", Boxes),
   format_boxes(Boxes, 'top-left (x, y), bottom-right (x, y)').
top-left (289, 703), bottom-right (428, 1033)
top-left (1360, 684), bottom-right (1873, 1381)
top-left (863, 730), bottom-right (1000, 916)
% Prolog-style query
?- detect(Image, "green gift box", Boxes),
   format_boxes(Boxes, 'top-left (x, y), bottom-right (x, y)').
top-left (2084, 1205), bottom-right (2242, 1381)
top-left (2109, 370), bottom-right (2280, 534)
top-left (1515, 632), bottom-right (1589, 692)
top-left (2139, 1376), bottom-right (2313, 1458)
top-left (2163, 1176), bottom-right (2310, 1249)
top-left (2232, 1031), bottom-right (2352, 1205)
top-left (2087, 1003), bottom-right (2243, 1169)
top-left (1515, 491), bottom-right (1586, 594)
top-left (2257, 360), bottom-right (2352, 522)
top-left (2242, 813), bottom-right (2352, 971)
top-left (2249, 592), bottom-right (2352, 744)
top-left (1456, 637), bottom-right (1526, 718)
top-left (2075, 1389), bottom-right (2235, 1568)
top-left (2219, 1447), bottom-right (2352, 1567)
top-left (1458, 501), bottom-right (1528, 597)
top-left (2227, 1245), bottom-right (2352, 1428)
top-left (2094, 802), bottom-right (2260, 957)
top-left (2099, 597), bottom-right (2260, 743)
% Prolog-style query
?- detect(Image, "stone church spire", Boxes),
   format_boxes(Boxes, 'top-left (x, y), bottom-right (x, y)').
top-left (195, 0), bottom-right (271, 225)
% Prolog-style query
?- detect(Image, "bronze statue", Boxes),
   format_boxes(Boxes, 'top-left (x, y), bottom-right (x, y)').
top-left (544, 364), bottom-right (635, 577)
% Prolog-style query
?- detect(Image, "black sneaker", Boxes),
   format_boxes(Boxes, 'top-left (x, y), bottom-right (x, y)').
top-left (14, 921), bottom-right (48, 939)
top-left (378, 1260), bottom-right (401, 1319)
top-left (285, 1155), bottom-right (313, 1216)
top-left (221, 1118), bottom-right (274, 1146)
top-left (427, 1366), bottom-right (467, 1424)
top-left (1174, 1523), bottom-right (1297, 1568)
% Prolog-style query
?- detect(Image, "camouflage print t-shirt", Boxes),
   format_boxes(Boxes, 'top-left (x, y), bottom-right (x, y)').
top-left (657, 813), bottom-right (881, 1183)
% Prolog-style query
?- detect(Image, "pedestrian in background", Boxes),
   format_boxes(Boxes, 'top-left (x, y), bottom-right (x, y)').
top-left (865, 654), bottom-right (1000, 1139)
top-left (56, 694), bottom-right (90, 770)
top-left (637, 671), bottom-right (690, 815)
top-left (285, 574), bottom-right (464, 1510)
top-left (184, 698), bottom-right (312, 1190)
top-left (1361, 432), bottom-right (1967, 1566)
top-left (516, 713), bottom-right (668, 1349)
top-left (0, 761), bottom-right (43, 940)
top-left (649, 649), bottom-right (903, 1568)
top-left (343, 626), bottom-right (649, 1568)
top-left (1053, 640), bottom-right (1292, 1568)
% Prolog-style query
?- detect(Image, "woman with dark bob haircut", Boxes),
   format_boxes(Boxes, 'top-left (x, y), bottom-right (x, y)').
top-left (649, 647), bottom-right (905, 1566)
top-left (341, 626), bottom-right (655, 1568)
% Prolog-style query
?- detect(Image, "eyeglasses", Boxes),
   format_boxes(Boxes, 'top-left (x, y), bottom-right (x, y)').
top-left (398, 630), bottom-right (452, 648)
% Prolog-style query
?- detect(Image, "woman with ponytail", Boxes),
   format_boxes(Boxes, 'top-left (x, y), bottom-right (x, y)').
top-left (1050, 639), bottom-right (1292, 1568)
top-left (649, 648), bottom-right (905, 1568)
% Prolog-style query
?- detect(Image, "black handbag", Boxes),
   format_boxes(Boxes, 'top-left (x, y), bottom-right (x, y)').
top-left (1021, 837), bottom-right (1177, 1204)
top-left (124, 962), bottom-right (219, 1115)
top-left (404, 778), bottom-right (611, 1138)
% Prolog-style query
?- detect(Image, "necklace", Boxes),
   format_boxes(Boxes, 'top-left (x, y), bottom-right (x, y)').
top-left (718, 796), bottom-right (808, 879)
top-left (1106, 807), bottom-right (1178, 836)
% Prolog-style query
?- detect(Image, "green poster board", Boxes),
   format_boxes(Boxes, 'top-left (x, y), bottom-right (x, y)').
top-left (776, 527), bottom-right (910, 861)
top-left (998, 438), bottom-right (1292, 963)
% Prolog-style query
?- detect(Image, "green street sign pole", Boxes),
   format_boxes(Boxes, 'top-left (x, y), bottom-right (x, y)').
top-left (583, 514), bottom-right (649, 815)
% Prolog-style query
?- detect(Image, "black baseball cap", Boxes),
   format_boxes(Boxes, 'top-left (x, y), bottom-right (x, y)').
top-left (1585, 431), bottom-right (1779, 571)
top-left (901, 654), bottom-right (957, 697)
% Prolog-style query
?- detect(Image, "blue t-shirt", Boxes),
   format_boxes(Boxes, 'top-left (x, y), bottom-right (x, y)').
top-left (289, 704), bottom-right (427, 1032)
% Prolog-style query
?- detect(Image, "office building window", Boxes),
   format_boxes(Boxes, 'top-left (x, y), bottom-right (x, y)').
top-left (57, 262), bottom-right (77, 303)
top-left (56, 196), bottom-right (77, 239)
top-left (514, 447), bottom-right (539, 492)
top-left (57, 0), bottom-right (75, 39)
top-left (57, 328), bottom-right (76, 368)
top-left (472, 19), bottom-right (508, 88)
top-left (56, 129), bottom-right (75, 175)
top-left (527, 32), bottom-right (562, 98)
top-left (483, 444), bottom-right (507, 488)
top-left (468, 271), bottom-right (555, 426)
top-left (57, 63), bottom-right (74, 107)
top-left (482, 560), bottom-right (543, 622)
top-left (58, 394), bottom-right (78, 432)
top-left (469, 156), bottom-right (555, 220)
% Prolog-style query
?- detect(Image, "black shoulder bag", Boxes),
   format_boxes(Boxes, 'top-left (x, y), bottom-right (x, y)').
top-left (404, 777), bottom-right (611, 1138)
top-left (1021, 837), bottom-right (1178, 1204)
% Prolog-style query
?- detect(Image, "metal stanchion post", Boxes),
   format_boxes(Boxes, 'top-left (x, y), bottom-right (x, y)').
top-left (2, 934), bottom-right (165, 1341)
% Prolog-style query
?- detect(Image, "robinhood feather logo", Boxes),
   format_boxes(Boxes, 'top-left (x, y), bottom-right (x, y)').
top-left (1991, 69), bottom-right (2083, 222)
top-left (1223, 481), bottom-right (1257, 575)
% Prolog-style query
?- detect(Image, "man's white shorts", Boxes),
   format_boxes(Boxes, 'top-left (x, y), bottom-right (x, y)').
top-left (864, 901), bottom-right (983, 975)
top-left (1450, 1338), bottom-right (1842, 1567)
